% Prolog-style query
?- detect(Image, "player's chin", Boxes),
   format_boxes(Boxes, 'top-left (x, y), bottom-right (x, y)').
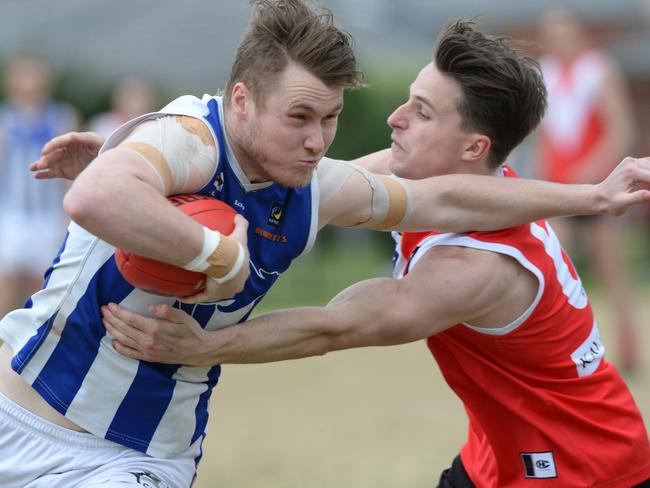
top-left (388, 159), bottom-right (408, 179)
top-left (279, 168), bottom-right (314, 189)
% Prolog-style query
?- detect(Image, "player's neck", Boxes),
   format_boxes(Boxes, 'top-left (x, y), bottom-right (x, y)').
top-left (223, 109), bottom-right (270, 184)
top-left (451, 158), bottom-right (497, 177)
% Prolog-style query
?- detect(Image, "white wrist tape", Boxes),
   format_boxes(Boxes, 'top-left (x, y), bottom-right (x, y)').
top-left (210, 242), bottom-right (246, 284)
top-left (184, 227), bottom-right (221, 272)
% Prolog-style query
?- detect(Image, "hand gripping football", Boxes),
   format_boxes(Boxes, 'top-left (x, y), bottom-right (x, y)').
top-left (115, 194), bottom-right (237, 297)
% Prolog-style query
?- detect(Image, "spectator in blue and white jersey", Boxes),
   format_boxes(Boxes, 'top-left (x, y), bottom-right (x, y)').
top-left (0, 52), bottom-right (78, 318)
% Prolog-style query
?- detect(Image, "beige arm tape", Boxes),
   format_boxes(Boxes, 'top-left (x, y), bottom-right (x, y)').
top-left (119, 116), bottom-right (217, 195)
top-left (372, 175), bottom-right (411, 230)
top-left (318, 158), bottom-right (410, 229)
top-left (183, 227), bottom-right (246, 283)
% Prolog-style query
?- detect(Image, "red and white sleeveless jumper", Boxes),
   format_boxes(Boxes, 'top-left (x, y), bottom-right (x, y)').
top-left (539, 50), bottom-right (607, 183)
top-left (393, 167), bottom-right (650, 487)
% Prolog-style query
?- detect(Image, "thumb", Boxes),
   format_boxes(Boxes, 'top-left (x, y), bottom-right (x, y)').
top-left (230, 214), bottom-right (249, 242)
top-left (609, 189), bottom-right (650, 216)
top-left (625, 189), bottom-right (650, 206)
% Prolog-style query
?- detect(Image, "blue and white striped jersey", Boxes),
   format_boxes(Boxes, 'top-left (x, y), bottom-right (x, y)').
top-left (0, 102), bottom-right (77, 221)
top-left (0, 95), bottom-right (319, 458)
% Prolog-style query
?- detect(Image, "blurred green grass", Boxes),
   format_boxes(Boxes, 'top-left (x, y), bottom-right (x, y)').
top-left (254, 229), bottom-right (394, 312)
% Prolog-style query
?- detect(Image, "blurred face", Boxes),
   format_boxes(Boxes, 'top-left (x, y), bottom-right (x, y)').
top-left (113, 77), bottom-right (157, 119)
top-left (387, 63), bottom-right (473, 180)
top-left (539, 9), bottom-right (588, 62)
top-left (5, 57), bottom-right (51, 107)
top-left (233, 62), bottom-right (343, 188)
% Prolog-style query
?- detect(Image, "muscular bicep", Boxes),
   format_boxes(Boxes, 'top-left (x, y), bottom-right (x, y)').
top-left (326, 247), bottom-right (513, 349)
top-left (117, 115), bottom-right (218, 196)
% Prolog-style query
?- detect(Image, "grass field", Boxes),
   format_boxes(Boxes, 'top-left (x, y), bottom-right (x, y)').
top-left (195, 232), bottom-right (650, 487)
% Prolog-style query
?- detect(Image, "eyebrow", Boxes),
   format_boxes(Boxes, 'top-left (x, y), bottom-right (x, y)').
top-left (289, 102), bottom-right (344, 114)
top-left (407, 83), bottom-right (436, 113)
top-left (414, 95), bottom-right (435, 112)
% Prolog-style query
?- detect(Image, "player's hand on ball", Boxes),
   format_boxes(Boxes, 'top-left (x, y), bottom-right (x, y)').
top-left (102, 303), bottom-right (211, 365)
top-left (30, 131), bottom-right (104, 180)
top-left (597, 156), bottom-right (650, 216)
top-left (183, 214), bottom-right (251, 304)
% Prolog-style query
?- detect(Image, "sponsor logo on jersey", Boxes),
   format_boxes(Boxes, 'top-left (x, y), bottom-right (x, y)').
top-left (212, 172), bottom-right (224, 194)
top-left (234, 199), bottom-right (245, 211)
top-left (571, 321), bottom-right (605, 377)
top-left (267, 201), bottom-right (284, 227)
top-left (255, 226), bottom-right (288, 243)
top-left (520, 452), bottom-right (557, 479)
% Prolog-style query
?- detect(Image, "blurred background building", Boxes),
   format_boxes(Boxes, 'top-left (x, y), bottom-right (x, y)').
top-left (0, 4), bottom-right (644, 106)
top-left (1, 1), bottom-right (648, 151)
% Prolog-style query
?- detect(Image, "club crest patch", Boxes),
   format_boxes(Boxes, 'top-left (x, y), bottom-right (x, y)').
top-left (267, 201), bottom-right (284, 227)
top-left (520, 452), bottom-right (557, 479)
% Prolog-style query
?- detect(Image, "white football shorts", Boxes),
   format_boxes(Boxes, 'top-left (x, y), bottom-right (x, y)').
top-left (0, 214), bottom-right (65, 275)
top-left (0, 391), bottom-right (199, 487)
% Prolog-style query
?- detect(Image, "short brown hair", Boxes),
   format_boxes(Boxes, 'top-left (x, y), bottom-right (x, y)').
top-left (224, 0), bottom-right (362, 107)
top-left (435, 20), bottom-right (547, 168)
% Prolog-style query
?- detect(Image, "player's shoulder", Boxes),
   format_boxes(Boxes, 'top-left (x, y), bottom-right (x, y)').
top-left (316, 156), bottom-right (373, 184)
top-left (160, 94), bottom-right (218, 118)
top-left (316, 156), bottom-right (352, 172)
top-left (417, 242), bottom-right (494, 265)
top-left (416, 242), bottom-right (520, 284)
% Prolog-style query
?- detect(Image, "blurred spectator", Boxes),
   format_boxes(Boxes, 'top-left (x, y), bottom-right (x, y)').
top-left (88, 76), bottom-right (158, 137)
top-left (537, 8), bottom-right (640, 372)
top-left (0, 52), bottom-right (78, 318)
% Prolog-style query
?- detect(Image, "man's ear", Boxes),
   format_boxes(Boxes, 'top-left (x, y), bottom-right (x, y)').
top-left (230, 82), bottom-right (251, 120)
top-left (461, 133), bottom-right (491, 162)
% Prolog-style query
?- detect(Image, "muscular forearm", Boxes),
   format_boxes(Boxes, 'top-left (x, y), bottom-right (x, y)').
top-left (64, 149), bottom-right (203, 265)
top-left (202, 278), bottom-right (419, 365)
top-left (406, 174), bottom-right (606, 232)
top-left (202, 307), bottom-right (337, 364)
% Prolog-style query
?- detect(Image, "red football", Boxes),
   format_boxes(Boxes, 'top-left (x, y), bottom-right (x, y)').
top-left (115, 194), bottom-right (237, 297)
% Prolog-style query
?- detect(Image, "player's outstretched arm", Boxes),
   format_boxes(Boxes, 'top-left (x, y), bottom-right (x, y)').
top-left (403, 157), bottom-right (650, 232)
top-left (350, 148), bottom-right (392, 174)
top-left (100, 246), bottom-right (527, 366)
top-left (321, 156), bottom-right (650, 233)
top-left (30, 131), bottom-right (104, 180)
